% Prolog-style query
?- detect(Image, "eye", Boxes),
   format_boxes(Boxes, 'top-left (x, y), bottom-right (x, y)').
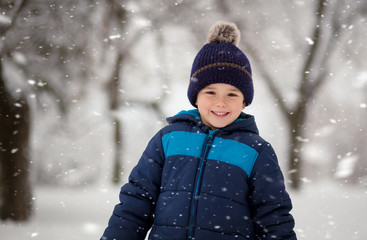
top-left (204, 91), bottom-right (216, 95)
top-left (228, 92), bottom-right (239, 97)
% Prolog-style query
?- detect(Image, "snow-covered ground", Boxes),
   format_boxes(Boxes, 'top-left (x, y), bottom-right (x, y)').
top-left (1, 181), bottom-right (366, 240)
top-left (291, 181), bottom-right (367, 239)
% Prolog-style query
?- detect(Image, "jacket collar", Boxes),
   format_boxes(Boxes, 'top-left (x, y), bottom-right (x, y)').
top-left (166, 109), bottom-right (259, 135)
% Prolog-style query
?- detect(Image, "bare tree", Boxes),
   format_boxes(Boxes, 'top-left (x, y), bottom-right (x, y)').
top-left (0, 0), bottom-right (102, 220)
top-left (97, 1), bottom-right (128, 184)
top-left (0, 0), bottom-right (32, 221)
top-left (236, 0), bottom-right (366, 189)
top-left (101, 0), bottom-right (185, 183)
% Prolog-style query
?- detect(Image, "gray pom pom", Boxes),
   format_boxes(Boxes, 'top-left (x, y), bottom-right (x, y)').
top-left (207, 21), bottom-right (240, 46)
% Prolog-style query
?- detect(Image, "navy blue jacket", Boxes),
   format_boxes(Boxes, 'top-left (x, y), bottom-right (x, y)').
top-left (101, 110), bottom-right (296, 240)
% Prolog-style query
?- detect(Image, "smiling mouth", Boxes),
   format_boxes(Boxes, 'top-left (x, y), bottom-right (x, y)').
top-left (212, 111), bottom-right (229, 116)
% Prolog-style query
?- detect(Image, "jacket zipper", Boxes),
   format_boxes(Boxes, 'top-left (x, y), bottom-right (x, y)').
top-left (187, 129), bottom-right (216, 239)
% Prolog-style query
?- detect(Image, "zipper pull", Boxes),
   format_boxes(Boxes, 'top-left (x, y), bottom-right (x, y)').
top-left (208, 130), bottom-right (214, 138)
top-left (207, 129), bottom-right (217, 145)
top-left (208, 129), bottom-right (218, 138)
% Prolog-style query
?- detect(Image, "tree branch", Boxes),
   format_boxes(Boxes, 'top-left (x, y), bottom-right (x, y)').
top-left (239, 34), bottom-right (290, 118)
top-left (299, 0), bottom-right (327, 101)
top-left (0, 0), bottom-right (28, 36)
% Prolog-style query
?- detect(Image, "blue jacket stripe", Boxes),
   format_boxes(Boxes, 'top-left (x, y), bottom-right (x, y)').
top-left (162, 131), bottom-right (206, 159)
top-left (162, 131), bottom-right (258, 176)
top-left (208, 138), bottom-right (258, 176)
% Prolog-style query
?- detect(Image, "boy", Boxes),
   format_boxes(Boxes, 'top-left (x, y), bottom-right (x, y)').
top-left (101, 21), bottom-right (296, 240)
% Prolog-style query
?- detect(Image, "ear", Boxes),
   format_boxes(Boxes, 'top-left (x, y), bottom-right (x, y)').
top-left (242, 101), bottom-right (246, 109)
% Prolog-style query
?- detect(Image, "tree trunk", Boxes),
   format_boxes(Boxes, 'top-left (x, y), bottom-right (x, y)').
top-left (107, 53), bottom-right (124, 184)
top-left (288, 123), bottom-right (304, 190)
top-left (112, 117), bottom-right (123, 183)
top-left (287, 103), bottom-right (308, 190)
top-left (0, 62), bottom-right (32, 221)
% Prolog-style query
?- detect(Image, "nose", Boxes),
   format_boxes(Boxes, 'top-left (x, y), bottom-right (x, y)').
top-left (215, 97), bottom-right (226, 107)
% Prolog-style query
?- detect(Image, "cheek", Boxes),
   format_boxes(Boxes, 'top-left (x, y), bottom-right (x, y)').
top-left (197, 97), bottom-right (210, 108)
top-left (198, 103), bottom-right (210, 112)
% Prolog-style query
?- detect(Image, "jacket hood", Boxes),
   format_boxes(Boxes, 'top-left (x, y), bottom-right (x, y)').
top-left (166, 109), bottom-right (259, 135)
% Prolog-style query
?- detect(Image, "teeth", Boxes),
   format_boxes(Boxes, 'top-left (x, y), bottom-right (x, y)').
top-left (214, 112), bottom-right (227, 116)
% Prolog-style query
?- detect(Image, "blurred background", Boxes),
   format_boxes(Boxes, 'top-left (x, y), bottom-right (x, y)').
top-left (0, 0), bottom-right (366, 239)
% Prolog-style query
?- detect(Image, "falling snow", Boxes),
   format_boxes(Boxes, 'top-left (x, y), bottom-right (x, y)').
top-left (0, 182), bottom-right (365, 239)
top-left (1, 1), bottom-right (366, 240)
top-left (305, 37), bottom-right (314, 45)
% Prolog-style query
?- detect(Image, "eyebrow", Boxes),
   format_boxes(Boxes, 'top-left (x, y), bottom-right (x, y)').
top-left (228, 87), bottom-right (241, 92)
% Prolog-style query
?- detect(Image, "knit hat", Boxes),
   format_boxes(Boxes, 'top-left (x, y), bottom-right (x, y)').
top-left (187, 21), bottom-right (254, 107)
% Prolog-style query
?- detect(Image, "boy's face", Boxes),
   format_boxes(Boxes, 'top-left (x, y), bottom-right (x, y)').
top-left (196, 83), bottom-right (245, 130)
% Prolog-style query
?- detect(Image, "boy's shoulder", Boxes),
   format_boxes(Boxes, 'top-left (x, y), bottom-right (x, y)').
top-left (166, 110), bottom-right (201, 124)
top-left (218, 113), bottom-right (275, 153)
top-left (163, 109), bottom-right (207, 132)
top-left (219, 128), bottom-right (269, 155)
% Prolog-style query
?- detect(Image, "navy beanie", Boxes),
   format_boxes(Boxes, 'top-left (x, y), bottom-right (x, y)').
top-left (188, 21), bottom-right (254, 107)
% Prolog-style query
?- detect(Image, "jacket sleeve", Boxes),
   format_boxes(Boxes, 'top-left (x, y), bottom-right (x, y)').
top-left (248, 143), bottom-right (297, 240)
top-left (100, 130), bottom-right (165, 240)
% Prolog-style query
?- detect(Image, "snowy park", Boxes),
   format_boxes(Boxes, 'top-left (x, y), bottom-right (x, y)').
top-left (1, 180), bottom-right (367, 239)
top-left (1, 0), bottom-right (367, 239)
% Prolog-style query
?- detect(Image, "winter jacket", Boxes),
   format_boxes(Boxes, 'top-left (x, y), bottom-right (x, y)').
top-left (101, 109), bottom-right (296, 240)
